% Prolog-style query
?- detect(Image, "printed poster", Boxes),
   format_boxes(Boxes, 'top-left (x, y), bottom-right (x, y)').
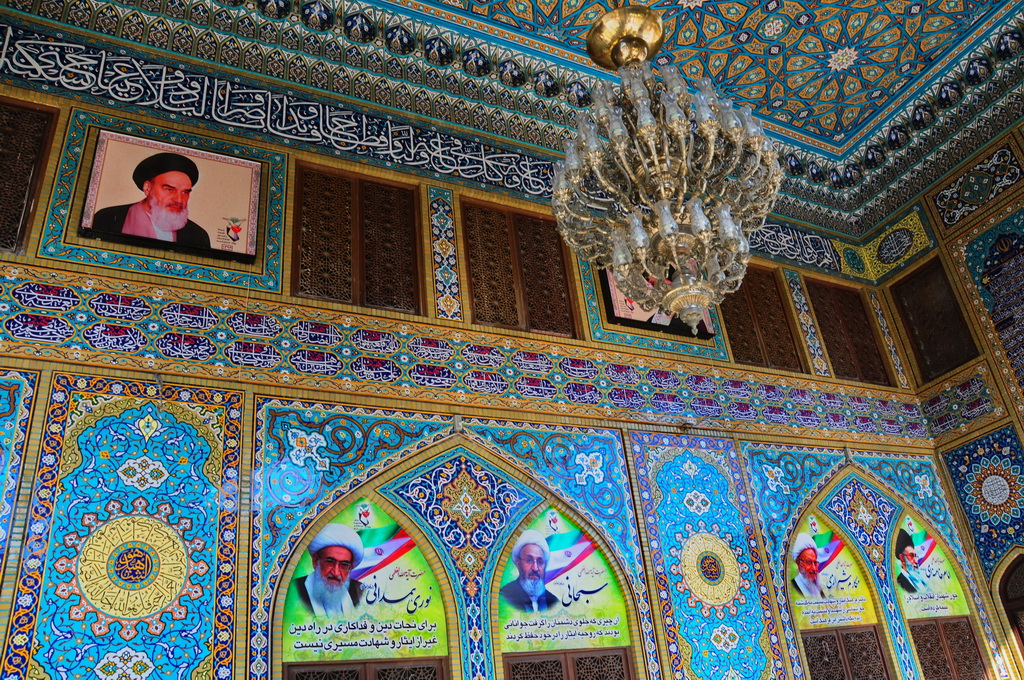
top-left (892, 514), bottom-right (969, 620)
top-left (789, 515), bottom-right (879, 630)
top-left (282, 499), bottom-right (448, 661)
top-left (498, 507), bottom-right (630, 652)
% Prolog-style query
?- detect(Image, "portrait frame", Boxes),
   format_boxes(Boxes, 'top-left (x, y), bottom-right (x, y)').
top-left (597, 268), bottom-right (715, 339)
top-left (79, 130), bottom-right (261, 263)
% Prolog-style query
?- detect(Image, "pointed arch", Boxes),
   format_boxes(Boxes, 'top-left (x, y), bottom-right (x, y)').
top-left (785, 494), bottom-right (886, 633)
top-left (273, 479), bottom-right (461, 678)
top-left (990, 547), bottom-right (1024, 675)
top-left (489, 499), bottom-right (641, 655)
top-left (779, 466), bottom-right (902, 680)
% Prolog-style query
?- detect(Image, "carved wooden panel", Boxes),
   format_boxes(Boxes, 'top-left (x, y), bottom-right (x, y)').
top-left (801, 626), bottom-right (891, 680)
top-left (892, 259), bottom-right (979, 383)
top-left (0, 100), bottom-right (53, 252)
top-left (840, 628), bottom-right (888, 680)
top-left (911, 620), bottom-right (955, 680)
top-left (514, 213), bottom-right (574, 337)
top-left (504, 648), bottom-right (631, 680)
top-left (721, 267), bottom-right (803, 372)
top-left (297, 168), bottom-right (353, 303)
top-left (296, 168), bottom-right (420, 314)
top-left (287, 660), bottom-right (445, 680)
top-left (506, 658), bottom-right (564, 680)
top-left (361, 181), bottom-right (418, 313)
top-left (291, 669), bottom-right (360, 680)
top-left (720, 280), bottom-right (763, 366)
top-left (940, 619), bottom-right (987, 680)
top-left (807, 280), bottom-right (890, 385)
top-left (376, 666), bottom-right (439, 680)
top-left (801, 631), bottom-right (849, 680)
top-left (1005, 559), bottom-right (1024, 600)
top-left (574, 652), bottom-right (626, 680)
top-left (463, 203), bottom-right (522, 328)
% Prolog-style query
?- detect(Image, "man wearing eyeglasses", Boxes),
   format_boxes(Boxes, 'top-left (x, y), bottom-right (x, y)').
top-left (296, 524), bottom-right (365, 616)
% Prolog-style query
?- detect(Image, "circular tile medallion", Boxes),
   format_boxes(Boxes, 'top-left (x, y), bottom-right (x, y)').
top-left (79, 516), bottom-right (188, 619)
top-left (679, 532), bottom-right (740, 606)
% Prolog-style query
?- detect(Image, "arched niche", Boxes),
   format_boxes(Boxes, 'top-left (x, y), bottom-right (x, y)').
top-left (787, 511), bottom-right (882, 631)
top-left (891, 510), bottom-right (990, 680)
top-left (891, 511), bottom-right (971, 619)
top-left (786, 499), bottom-right (896, 680)
top-left (274, 491), bottom-right (457, 677)
top-left (490, 500), bottom-right (642, 680)
top-left (992, 548), bottom-right (1024, 674)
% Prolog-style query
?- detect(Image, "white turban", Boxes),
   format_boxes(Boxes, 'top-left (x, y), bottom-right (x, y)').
top-left (790, 532), bottom-right (817, 563)
top-left (511, 529), bottom-right (550, 563)
top-left (308, 523), bottom-right (364, 567)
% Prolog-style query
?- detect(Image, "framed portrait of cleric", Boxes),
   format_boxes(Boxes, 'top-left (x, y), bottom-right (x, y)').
top-left (281, 498), bottom-right (448, 662)
top-left (597, 268), bottom-right (715, 339)
top-left (496, 507), bottom-right (630, 653)
top-left (79, 131), bottom-right (261, 262)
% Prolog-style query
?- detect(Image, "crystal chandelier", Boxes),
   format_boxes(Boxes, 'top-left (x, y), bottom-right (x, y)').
top-left (552, 5), bottom-right (784, 333)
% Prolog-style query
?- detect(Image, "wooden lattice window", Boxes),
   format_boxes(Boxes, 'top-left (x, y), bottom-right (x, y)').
top-left (719, 265), bottom-right (805, 372)
top-left (0, 97), bottom-right (56, 252)
top-left (800, 626), bottom-right (892, 680)
top-left (294, 164), bottom-right (422, 315)
top-left (462, 200), bottom-right (576, 337)
top-left (504, 648), bottom-right (631, 680)
top-left (909, 618), bottom-right (988, 680)
top-left (891, 258), bottom-right (979, 384)
top-left (805, 279), bottom-right (891, 385)
top-left (285, 658), bottom-right (447, 680)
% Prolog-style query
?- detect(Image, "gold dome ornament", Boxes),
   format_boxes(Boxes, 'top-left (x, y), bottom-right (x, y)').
top-left (585, 5), bottom-right (665, 71)
top-left (553, 4), bottom-right (784, 333)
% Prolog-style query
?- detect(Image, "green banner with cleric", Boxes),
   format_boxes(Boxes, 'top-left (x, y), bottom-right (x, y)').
top-left (282, 499), bottom-right (448, 661)
top-left (498, 507), bottom-right (630, 652)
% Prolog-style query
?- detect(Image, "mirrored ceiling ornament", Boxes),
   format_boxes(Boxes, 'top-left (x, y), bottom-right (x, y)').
top-left (552, 4), bottom-right (783, 333)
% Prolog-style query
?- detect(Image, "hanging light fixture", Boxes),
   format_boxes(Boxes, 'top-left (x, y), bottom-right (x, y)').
top-left (552, 5), bottom-right (784, 333)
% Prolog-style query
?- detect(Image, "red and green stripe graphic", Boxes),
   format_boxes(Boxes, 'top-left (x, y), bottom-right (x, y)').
top-left (351, 524), bottom-right (415, 581)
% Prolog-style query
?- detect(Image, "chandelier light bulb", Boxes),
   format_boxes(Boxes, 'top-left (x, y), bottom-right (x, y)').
top-left (552, 5), bottom-right (784, 334)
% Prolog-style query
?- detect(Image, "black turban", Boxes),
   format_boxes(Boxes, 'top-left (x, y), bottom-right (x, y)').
top-left (895, 529), bottom-right (914, 555)
top-left (133, 153), bottom-right (200, 189)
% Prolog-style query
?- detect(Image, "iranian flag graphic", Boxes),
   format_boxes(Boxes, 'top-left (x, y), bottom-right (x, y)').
top-left (544, 530), bottom-right (596, 582)
top-left (814, 530), bottom-right (845, 570)
top-left (351, 524), bottom-right (415, 581)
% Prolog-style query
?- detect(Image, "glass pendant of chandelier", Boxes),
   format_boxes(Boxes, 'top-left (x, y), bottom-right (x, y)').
top-left (552, 5), bottom-right (784, 333)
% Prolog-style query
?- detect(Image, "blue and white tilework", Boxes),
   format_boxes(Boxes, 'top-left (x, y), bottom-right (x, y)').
top-left (745, 444), bottom-right (1007, 680)
top-left (427, 187), bottom-right (463, 320)
top-left (631, 432), bottom-right (785, 680)
top-left (945, 425), bottom-right (1024, 577)
top-left (783, 269), bottom-right (831, 376)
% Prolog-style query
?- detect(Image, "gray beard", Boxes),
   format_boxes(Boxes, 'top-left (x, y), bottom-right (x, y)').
top-left (149, 202), bottom-right (189, 233)
top-left (519, 575), bottom-right (547, 600)
top-left (308, 568), bottom-right (351, 615)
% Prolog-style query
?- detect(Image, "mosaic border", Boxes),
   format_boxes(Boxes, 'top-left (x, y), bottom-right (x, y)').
top-left (783, 269), bottom-right (830, 377)
top-left (0, 373), bottom-right (243, 680)
top-left (427, 186), bottom-right (463, 321)
top-left (0, 263), bottom-right (935, 444)
top-left (0, 370), bottom-right (37, 576)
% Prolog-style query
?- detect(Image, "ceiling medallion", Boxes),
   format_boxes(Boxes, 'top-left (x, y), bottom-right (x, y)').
top-left (552, 5), bottom-right (784, 332)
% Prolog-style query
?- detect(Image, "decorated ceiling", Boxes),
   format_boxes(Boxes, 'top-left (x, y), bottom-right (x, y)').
top-left (6, 0), bottom-right (1024, 233)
